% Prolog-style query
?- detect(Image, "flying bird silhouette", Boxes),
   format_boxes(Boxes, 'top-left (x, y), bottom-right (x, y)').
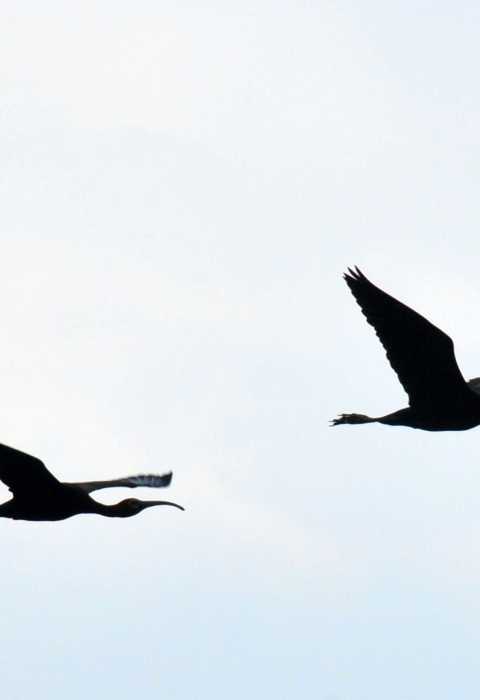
top-left (331, 267), bottom-right (480, 431)
top-left (0, 442), bottom-right (184, 521)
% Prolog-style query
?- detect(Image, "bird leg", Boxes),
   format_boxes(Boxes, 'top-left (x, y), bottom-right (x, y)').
top-left (330, 413), bottom-right (377, 426)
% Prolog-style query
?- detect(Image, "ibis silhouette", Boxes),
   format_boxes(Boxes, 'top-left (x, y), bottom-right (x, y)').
top-left (331, 267), bottom-right (480, 431)
top-left (0, 442), bottom-right (184, 521)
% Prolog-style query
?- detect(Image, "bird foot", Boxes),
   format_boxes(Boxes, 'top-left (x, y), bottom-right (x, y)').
top-left (330, 413), bottom-right (374, 426)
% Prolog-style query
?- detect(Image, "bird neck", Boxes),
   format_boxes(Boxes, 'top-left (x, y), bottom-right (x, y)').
top-left (89, 500), bottom-right (133, 518)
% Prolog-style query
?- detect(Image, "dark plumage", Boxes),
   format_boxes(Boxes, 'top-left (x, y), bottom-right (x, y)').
top-left (0, 442), bottom-right (184, 521)
top-left (331, 267), bottom-right (480, 431)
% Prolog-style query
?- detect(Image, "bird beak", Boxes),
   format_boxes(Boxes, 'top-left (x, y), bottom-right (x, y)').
top-left (141, 500), bottom-right (185, 511)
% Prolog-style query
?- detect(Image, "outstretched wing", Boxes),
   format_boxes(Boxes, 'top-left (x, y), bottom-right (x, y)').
top-left (0, 443), bottom-right (61, 496)
top-left (71, 472), bottom-right (173, 494)
top-left (344, 267), bottom-right (470, 407)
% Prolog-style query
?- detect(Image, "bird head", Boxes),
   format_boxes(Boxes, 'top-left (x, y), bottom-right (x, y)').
top-left (116, 498), bottom-right (185, 518)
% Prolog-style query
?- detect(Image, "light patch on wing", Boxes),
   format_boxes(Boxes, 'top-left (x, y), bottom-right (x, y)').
top-left (467, 377), bottom-right (480, 396)
top-left (126, 473), bottom-right (172, 488)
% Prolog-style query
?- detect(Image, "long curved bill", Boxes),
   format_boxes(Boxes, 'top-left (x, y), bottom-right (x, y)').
top-left (141, 500), bottom-right (185, 511)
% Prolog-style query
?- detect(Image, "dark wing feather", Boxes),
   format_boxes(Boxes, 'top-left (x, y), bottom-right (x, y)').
top-left (344, 267), bottom-right (470, 407)
top-left (0, 443), bottom-right (61, 496)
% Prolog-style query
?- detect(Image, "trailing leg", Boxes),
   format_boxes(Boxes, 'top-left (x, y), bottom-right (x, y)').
top-left (330, 413), bottom-right (377, 426)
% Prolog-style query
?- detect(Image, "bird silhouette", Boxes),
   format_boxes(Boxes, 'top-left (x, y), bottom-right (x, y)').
top-left (331, 267), bottom-right (480, 431)
top-left (0, 442), bottom-right (184, 521)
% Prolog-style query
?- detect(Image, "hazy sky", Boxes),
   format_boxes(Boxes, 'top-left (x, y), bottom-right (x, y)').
top-left (1, 1), bottom-right (480, 698)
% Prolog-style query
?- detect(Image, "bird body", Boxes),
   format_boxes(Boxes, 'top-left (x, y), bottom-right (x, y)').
top-left (0, 442), bottom-right (184, 521)
top-left (331, 267), bottom-right (480, 432)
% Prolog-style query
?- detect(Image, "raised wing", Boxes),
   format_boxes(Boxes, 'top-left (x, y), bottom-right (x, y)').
top-left (71, 472), bottom-right (173, 494)
top-left (344, 267), bottom-right (470, 407)
top-left (0, 443), bottom-right (61, 496)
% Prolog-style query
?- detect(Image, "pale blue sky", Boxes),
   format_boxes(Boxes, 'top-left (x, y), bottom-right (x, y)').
top-left (1, 1), bottom-right (480, 698)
